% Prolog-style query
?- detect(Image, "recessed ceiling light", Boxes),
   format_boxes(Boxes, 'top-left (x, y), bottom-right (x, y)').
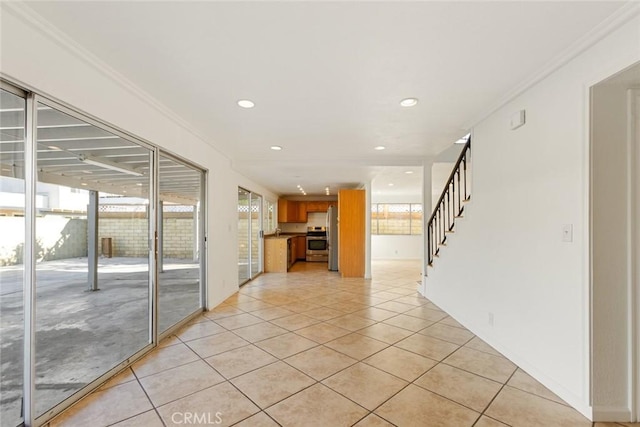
top-left (81, 183), bottom-right (87, 186)
top-left (297, 185), bottom-right (301, 188)
top-left (374, 146), bottom-right (386, 151)
top-left (400, 98), bottom-right (418, 107)
top-left (237, 99), bottom-right (255, 109)
top-left (270, 145), bottom-right (282, 151)
top-left (388, 183), bottom-right (394, 186)
top-left (405, 170), bottom-right (414, 174)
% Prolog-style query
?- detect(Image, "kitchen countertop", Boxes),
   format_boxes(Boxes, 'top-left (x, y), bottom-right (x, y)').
top-left (265, 233), bottom-right (306, 239)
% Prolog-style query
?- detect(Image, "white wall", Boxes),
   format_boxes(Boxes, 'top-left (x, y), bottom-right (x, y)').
top-left (0, 5), bottom-right (277, 309)
top-left (371, 193), bottom-right (422, 204)
top-left (371, 235), bottom-right (422, 260)
top-left (422, 13), bottom-right (640, 420)
top-left (431, 162), bottom-right (455, 210)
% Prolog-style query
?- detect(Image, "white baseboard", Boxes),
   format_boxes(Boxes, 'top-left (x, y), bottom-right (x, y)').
top-left (591, 405), bottom-right (632, 422)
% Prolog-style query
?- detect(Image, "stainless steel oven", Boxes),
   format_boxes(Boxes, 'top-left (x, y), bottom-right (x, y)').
top-left (306, 227), bottom-right (328, 262)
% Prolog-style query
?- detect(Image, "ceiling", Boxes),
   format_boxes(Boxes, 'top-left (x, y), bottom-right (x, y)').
top-left (0, 90), bottom-right (203, 205)
top-left (20, 1), bottom-right (626, 197)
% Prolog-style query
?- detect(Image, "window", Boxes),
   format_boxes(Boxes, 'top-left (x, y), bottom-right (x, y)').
top-left (371, 203), bottom-right (423, 235)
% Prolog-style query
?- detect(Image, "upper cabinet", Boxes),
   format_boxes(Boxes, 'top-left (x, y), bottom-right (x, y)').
top-left (297, 201), bottom-right (308, 222)
top-left (278, 199), bottom-right (334, 223)
top-left (306, 201), bottom-right (329, 212)
top-left (278, 199), bottom-right (308, 223)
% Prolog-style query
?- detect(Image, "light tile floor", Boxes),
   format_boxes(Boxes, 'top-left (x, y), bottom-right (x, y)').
top-left (49, 260), bottom-right (638, 427)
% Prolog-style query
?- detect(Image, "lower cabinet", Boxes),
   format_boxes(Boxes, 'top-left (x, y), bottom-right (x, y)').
top-left (265, 238), bottom-right (289, 272)
top-left (265, 236), bottom-right (306, 272)
top-left (290, 237), bottom-right (297, 268)
top-left (297, 236), bottom-right (307, 260)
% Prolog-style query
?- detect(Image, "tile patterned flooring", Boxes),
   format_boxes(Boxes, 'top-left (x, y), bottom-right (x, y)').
top-left (49, 260), bottom-right (638, 427)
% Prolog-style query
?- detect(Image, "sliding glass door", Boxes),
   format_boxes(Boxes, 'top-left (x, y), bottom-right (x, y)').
top-left (34, 100), bottom-right (153, 418)
top-left (0, 80), bottom-right (208, 427)
top-left (0, 87), bottom-right (26, 427)
top-left (238, 188), bottom-right (262, 285)
top-left (238, 188), bottom-right (250, 285)
top-left (158, 154), bottom-right (204, 334)
top-left (250, 193), bottom-right (262, 278)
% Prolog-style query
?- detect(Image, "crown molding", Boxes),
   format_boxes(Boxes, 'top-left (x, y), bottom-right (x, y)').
top-left (462, 1), bottom-right (640, 130)
top-left (2, 1), bottom-right (230, 160)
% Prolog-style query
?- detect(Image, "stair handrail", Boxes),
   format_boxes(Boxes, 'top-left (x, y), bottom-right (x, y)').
top-left (427, 138), bottom-right (471, 266)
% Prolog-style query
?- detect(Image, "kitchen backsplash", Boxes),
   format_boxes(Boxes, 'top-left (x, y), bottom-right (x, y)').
top-left (279, 212), bottom-right (326, 232)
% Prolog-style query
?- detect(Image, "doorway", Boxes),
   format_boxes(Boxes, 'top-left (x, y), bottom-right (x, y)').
top-left (590, 62), bottom-right (640, 422)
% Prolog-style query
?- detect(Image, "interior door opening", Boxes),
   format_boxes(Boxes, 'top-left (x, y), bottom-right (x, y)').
top-left (590, 62), bottom-right (640, 422)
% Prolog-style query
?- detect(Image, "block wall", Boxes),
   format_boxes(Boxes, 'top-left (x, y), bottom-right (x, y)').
top-left (0, 215), bottom-right (87, 266)
top-left (98, 212), bottom-right (195, 258)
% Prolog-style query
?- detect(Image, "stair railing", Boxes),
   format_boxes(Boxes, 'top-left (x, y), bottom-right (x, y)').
top-left (427, 138), bottom-right (471, 266)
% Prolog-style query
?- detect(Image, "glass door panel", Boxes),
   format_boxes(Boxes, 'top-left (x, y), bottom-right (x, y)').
top-left (264, 199), bottom-right (276, 234)
top-left (250, 193), bottom-right (262, 278)
top-left (0, 88), bottom-right (26, 426)
top-left (238, 188), bottom-right (250, 284)
top-left (158, 154), bottom-right (203, 333)
top-left (34, 101), bottom-right (152, 417)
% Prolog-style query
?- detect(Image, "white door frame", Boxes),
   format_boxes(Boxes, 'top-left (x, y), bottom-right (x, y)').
top-left (630, 88), bottom-right (640, 422)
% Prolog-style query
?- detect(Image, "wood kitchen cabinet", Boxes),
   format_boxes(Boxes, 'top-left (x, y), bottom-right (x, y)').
top-left (306, 201), bottom-right (329, 212)
top-left (264, 236), bottom-right (306, 272)
top-left (277, 199), bottom-right (307, 223)
top-left (264, 237), bottom-right (289, 272)
top-left (296, 235), bottom-right (307, 259)
top-left (338, 189), bottom-right (365, 278)
top-left (290, 237), bottom-right (298, 267)
top-left (297, 202), bottom-right (308, 222)
top-left (278, 199), bottom-right (292, 223)
top-left (278, 198), bottom-right (337, 223)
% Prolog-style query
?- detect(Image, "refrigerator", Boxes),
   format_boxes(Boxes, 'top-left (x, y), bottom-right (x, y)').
top-left (327, 206), bottom-right (339, 271)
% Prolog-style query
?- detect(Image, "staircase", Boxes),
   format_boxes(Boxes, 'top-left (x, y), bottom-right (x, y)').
top-left (427, 138), bottom-right (471, 267)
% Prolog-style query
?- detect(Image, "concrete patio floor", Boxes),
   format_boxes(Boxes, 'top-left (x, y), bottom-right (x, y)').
top-left (0, 257), bottom-right (200, 424)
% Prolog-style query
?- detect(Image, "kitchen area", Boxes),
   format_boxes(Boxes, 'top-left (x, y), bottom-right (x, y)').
top-left (264, 199), bottom-right (338, 272)
top-left (264, 190), bottom-right (365, 277)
